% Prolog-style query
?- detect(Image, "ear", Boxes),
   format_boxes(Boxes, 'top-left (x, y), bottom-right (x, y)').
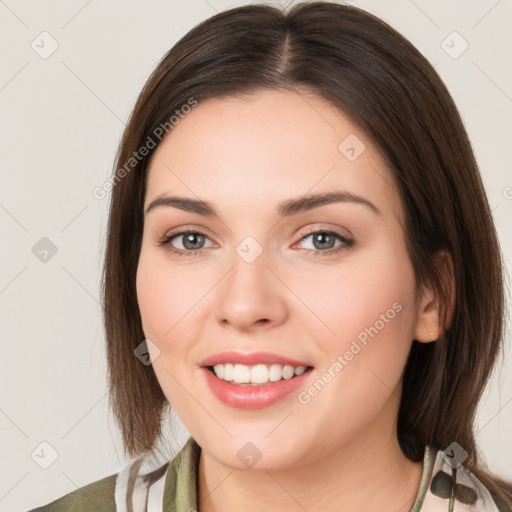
top-left (413, 249), bottom-right (455, 343)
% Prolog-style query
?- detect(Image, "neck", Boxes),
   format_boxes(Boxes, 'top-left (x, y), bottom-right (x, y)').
top-left (196, 401), bottom-right (423, 512)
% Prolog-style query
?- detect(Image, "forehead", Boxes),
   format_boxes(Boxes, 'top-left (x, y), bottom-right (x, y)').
top-left (144, 89), bottom-right (401, 222)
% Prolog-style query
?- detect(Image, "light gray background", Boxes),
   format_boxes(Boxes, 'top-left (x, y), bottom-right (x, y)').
top-left (1, 1), bottom-right (511, 510)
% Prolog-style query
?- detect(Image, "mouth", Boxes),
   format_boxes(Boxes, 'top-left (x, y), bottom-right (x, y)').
top-left (198, 351), bottom-right (315, 408)
top-left (205, 363), bottom-right (314, 386)
top-left (201, 363), bottom-right (314, 409)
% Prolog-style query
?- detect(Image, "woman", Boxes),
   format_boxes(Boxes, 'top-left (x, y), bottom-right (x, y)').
top-left (29, 2), bottom-right (512, 511)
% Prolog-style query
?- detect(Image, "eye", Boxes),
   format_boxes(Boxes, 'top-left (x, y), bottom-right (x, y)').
top-left (294, 229), bottom-right (354, 257)
top-left (158, 229), bottom-right (214, 256)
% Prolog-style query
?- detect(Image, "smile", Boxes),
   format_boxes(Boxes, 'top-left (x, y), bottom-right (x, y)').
top-left (202, 365), bottom-right (314, 409)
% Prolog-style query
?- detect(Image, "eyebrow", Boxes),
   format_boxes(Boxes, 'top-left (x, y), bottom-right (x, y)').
top-left (144, 190), bottom-right (381, 218)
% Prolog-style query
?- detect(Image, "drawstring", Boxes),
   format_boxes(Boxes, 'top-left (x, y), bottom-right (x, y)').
top-left (448, 466), bottom-right (457, 512)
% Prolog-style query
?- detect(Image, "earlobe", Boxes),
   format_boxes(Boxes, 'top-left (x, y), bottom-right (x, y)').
top-left (413, 285), bottom-right (440, 343)
top-left (413, 249), bottom-right (456, 343)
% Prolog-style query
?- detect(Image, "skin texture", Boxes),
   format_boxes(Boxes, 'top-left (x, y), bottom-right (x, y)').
top-left (136, 89), bottom-right (442, 512)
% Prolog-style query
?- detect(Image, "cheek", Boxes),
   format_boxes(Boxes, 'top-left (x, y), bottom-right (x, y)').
top-left (136, 247), bottom-right (193, 341)
top-left (136, 244), bottom-right (222, 394)
top-left (136, 249), bottom-right (197, 401)
top-left (302, 253), bottom-right (416, 346)
top-left (136, 255), bottom-right (166, 338)
top-left (302, 249), bottom-right (417, 411)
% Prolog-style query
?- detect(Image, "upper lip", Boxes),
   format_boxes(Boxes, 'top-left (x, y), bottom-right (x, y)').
top-left (199, 351), bottom-right (312, 368)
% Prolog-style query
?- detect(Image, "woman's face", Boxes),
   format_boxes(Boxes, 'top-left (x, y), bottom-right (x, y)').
top-left (136, 89), bottom-right (423, 470)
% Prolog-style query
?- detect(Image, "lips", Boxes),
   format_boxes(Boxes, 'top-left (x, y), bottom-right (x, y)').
top-left (201, 365), bottom-right (314, 409)
top-left (198, 351), bottom-right (315, 409)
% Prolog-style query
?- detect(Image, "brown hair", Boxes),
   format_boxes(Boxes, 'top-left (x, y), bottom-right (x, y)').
top-left (101, 2), bottom-right (512, 507)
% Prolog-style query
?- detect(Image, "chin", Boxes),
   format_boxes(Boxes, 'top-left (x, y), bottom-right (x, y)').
top-left (197, 431), bottom-right (311, 472)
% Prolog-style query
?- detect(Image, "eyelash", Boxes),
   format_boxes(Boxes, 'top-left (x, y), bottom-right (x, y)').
top-left (157, 228), bottom-right (354, 258)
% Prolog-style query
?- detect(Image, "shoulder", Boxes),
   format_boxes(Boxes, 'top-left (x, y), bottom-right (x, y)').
top-left (26, 472), bottom-right (117, 512)
top-left (418, 446), bottom-right (508, 511)
top-left (26, 437), bottom-right (201, 512)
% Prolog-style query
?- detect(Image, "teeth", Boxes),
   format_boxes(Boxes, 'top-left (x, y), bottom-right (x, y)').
top-left (268, 364), bottom-right (282, 382)
top-left (212, 363), bottom-right (308, 384)
top-left (294, 366), bottom-right (306, 376)
top-left (251, 364), bottom-right (269, 384)
top-left (233, 364), bottom-right (250, 383)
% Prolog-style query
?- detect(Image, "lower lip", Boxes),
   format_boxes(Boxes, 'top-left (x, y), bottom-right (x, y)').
top-left (201, 367), bottom-right (313, 409)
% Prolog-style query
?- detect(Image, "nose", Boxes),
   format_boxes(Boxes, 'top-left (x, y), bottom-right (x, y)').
top-left (214, 246), bottom-right (288, 332)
